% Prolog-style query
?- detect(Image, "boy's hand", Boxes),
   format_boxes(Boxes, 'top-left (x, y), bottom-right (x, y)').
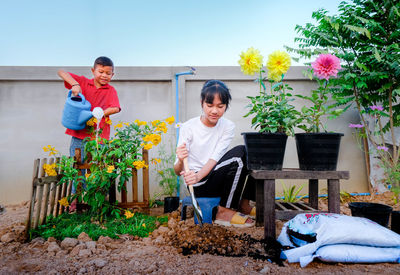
top-left (71, 84), bottom-right (81, 96)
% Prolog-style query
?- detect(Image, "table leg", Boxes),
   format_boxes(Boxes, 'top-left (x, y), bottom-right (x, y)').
top-left (328, 179), bottom-right (340, 213)
top-left (255, 179), bottom-right (264, 226)
top-left (264, 179), bottom-right (276, 239)
top-left (309, 179), bottom-right (318, 210)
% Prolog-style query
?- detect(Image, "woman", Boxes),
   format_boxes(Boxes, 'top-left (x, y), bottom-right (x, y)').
top-left (174, 80), bottom-right (255, 227)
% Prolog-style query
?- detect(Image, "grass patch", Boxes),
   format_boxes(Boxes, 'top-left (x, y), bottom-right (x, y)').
top-left (30, 212), bottom-right (168, 241)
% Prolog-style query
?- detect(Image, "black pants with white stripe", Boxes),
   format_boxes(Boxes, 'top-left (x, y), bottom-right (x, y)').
top-left (192, 145), bottom-right (255, 210)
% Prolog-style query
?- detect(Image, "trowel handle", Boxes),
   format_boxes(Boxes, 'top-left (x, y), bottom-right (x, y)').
top-left (183, 158), bottom-right (196, 195)
top-left (183, 158), bottom-right (190, 173)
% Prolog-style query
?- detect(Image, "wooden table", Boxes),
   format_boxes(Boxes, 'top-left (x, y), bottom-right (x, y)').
top-left (250, 169), bottom-right (350, 239)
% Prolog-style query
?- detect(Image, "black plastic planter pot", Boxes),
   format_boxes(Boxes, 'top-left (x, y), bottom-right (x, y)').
top-left (349, 202), bottom-right (393, 227)
top-left (295, 133), bottom-right (343, 171)
top-left (391, 211), bottom-right (400, 234)
top-left (242, 132), bottom-right (288, 170)
top-left (164, 196), bottom-right (180, 213)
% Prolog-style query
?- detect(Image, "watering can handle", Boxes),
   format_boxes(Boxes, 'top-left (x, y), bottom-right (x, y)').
top-left (68, 90), bottom-right (86, 103)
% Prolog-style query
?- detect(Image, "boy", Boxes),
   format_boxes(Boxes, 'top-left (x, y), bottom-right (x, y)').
top-left (58, 56), bottom-right (121, 210)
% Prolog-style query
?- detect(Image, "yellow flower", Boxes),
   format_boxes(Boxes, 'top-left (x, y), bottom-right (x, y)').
top-left (107, 165), bottom-right (115, 173)
top-left (58, 197), bottom-right (69, 207)
top-left (266, 50), bottom-right (291, 82)
top-left (143, 135), bottom-right (151, 142)
top-left (165, 116), bottom-right (175, 125)
top-left (158, 170), bottom-right (164, 175)
top-left (134, 120), bottom-right (147, 126)
top-left (43, 145), bottom-right (58, 156)
top-left (114, 122), bottom-right (123, 129)
top-left (109, 139), bottom-right (115, 143)
top-left (150, 134), bottom-right (161, 146)
top-left (238, 47), bottom-right (264, 75)
top-left (142, 223), bottom-right (146, 228)
top-left (105, 117), bottom-right (112, 125)
top-left (132, 160), bottom-right (148, 170)
top-left (151, 120), bottom-right (160, 127)
top-left (151, 158), bottom-right (161, 165)
top-left (143, 143), bottom-right (153, 150)
top-left (124, 122), bottom-right (129, 126)
top-left (85, 173), bottom-right (90, 179)
top-left (43, 163), bottom-right (57, 176)
top-left (86, 117), bottom-right (98, 126)
top-left (155, 122), bottom-right (168, 133)
top-left (124, 210), bottom-right (134, 219)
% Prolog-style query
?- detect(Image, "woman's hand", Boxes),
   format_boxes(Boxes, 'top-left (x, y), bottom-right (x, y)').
top-left (180, 170), bottom-right (198, 185)
top-left (176, 143), bottom-right (188, 162)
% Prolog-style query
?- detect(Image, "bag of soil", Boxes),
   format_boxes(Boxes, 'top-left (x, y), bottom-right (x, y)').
top-left (278, 213), bottom-right (400, 265)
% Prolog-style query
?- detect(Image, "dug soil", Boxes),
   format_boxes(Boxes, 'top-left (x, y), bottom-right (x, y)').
top-left (0, 192), bottom-right (399, 274)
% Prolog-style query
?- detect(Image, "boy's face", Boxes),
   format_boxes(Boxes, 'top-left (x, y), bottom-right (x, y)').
top-left (91, 65), bottom-right (114, 86)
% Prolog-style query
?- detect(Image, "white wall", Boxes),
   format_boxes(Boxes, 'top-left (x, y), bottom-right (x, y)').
top-left (0, 66), bottom-right (368, 204)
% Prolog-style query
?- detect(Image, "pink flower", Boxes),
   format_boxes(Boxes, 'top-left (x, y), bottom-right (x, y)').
top-left (377, 146), bottom-right (389, 152)
top-left (348, 123), bottom-right (364, 128)
top-left (312, 54), bottom-right (341, 80)
top-left (370, 105), bottom-right (384, 111)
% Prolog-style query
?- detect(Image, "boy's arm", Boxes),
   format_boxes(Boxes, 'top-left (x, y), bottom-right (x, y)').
top-left (103, 107), bottom-right (120, 116)
top-left (57, 69), bottom-right (81, 96)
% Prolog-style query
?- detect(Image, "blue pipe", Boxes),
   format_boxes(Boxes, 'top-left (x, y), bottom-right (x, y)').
top-left (175, 68), bottom-right (195, 197)
top-left (275, 192), bottom-right (374, 200)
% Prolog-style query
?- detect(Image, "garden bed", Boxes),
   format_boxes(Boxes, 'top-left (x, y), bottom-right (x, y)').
top-left (0, 192), bottom-right (399, 274)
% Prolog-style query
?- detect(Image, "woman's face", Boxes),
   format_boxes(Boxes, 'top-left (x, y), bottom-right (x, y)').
top-left (201, 94), bottom-right (227, 127)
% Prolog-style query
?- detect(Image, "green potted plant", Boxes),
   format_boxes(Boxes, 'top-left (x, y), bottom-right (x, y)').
top-left (238, 48), bottom-right (299, 170)
top-left (153, 143), bottom-right (179, 213)
top-left (294, 53), bottom-right (345, 170)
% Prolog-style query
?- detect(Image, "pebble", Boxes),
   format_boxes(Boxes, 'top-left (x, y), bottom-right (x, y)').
top-left (90, 258), bottom-right (108, 268)
top-left (78, 249), bottom-right (92, 257)
top-left (60, 237), bottom-right (78, 249)
top-left (47, 242), bottom-right (61, 253)
top-left (77, 232), bottom-right (92, 242)
top-left (260, 265), bottom-right (271, 274)
top-left (1, 232), bottom-right (16, 243)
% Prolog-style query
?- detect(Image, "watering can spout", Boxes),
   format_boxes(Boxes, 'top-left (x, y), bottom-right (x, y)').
top-left (78, 110), bottom-right (93, 125)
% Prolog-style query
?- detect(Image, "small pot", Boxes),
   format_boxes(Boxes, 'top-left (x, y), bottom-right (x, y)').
top-left (391, 211), bottom-right (400, 234)
top-left (164, 196), bottom-right (180, 213)
top-left (349, 202), bottom-right (392, 227)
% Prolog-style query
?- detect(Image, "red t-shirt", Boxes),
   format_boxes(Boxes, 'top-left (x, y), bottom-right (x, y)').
top-left (64, 73), bottom-right (121, 140)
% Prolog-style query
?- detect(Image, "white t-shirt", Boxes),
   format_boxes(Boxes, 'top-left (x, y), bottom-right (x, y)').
top-left (176, 116), bottom-right (235, 172)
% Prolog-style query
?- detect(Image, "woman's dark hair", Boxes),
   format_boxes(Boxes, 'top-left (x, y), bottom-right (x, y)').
top-left (94, 56), bottom-right (114, 69)
top-left (201, 80), bottom-right (232, 109)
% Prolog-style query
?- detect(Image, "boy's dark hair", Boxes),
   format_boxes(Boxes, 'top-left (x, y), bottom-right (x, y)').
top-left (94, 56), bottom-right (114, 68)
top-left (201, 80), bottom-right (232, 110)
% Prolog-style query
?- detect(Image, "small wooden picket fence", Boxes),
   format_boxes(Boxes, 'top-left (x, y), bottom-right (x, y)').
top-left (26, 148), bottom-right (150, 235)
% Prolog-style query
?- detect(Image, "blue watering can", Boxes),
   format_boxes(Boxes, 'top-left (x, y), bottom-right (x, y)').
top-left (61, 90), bottom-right (93, 130)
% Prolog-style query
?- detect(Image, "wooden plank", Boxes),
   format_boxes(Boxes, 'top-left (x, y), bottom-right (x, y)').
top-left (142, 149), bottom-right (149, 204)
top-left (49, 157), bottom-right (61, 216)
top-left (60, 177), bottom-right (68, 214)
top-left (34, 158), bottom-right (47, 228)
top-left (275, 201), bottom-right (288, 211)
top-left (308, 179), bottom-right (319, 210)
top-left (251, 170), bottom-right (350, 180)
top-left (121, 181), bottom-right (127, 203)
top-left (297, 202), bottom-right (316, 211)
top-left (264, 179), bottom-right (276, 239)
top-left (55, 178), bottom-right (63, 217)
top-left (287, 202), bottom-right (302, 211)
top-left (132, 169), bottom-right (138, 202)
top-left (328, 179), bottom-right (340, 213)
top-left (118, 202), bottom-right (150, 208)
top-left (255, 178), bottom-right (264, 226)
top-left (41, 158), bottom-right (54, 224)
top-left (26, 158), bottom-right (40, 235)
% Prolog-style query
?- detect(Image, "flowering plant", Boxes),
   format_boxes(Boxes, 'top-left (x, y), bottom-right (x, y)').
top-left (239, 48), bottom-right (299, 135)
top-left (296, 53), bottom-right (345, 133)
top-left (287, 0), bottom-right (400, 201)
top-left (153, 142), bottom-right (177, 197)
top-left (42, 116), bottom-right (174, 221)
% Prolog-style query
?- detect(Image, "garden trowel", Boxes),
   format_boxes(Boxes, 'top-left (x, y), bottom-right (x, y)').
top-left (183, 158), bottom-right (203, 225)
